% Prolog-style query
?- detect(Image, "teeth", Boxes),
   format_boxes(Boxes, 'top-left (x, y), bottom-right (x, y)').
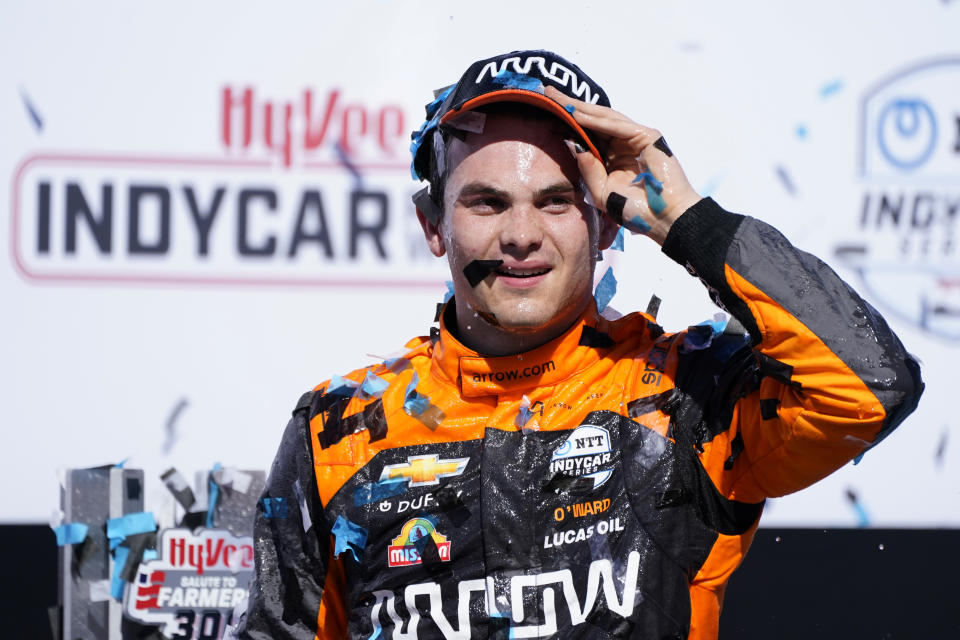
top-left (498, 267), bottom-right (549, 277)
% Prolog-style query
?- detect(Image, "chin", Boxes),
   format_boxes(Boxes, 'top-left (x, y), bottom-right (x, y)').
top-left (488, 305), bottom-right (558, 332)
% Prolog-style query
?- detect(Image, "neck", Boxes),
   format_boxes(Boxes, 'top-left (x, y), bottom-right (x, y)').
top-left (448, 296), bottom-right (592, 356)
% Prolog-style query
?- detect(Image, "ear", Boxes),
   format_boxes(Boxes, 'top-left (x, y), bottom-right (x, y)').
top-left (416, 208), bottom-right (446, 257)
top-left (596, 211), bottom-right (620, 251)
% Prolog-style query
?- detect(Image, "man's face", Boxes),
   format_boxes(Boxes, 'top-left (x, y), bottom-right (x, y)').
top-left (421, 111), bottom-right (616, 351)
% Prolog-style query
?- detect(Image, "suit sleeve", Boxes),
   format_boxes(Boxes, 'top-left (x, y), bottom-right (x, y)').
top-left (662, 198), bottom-right (924, 502)
top-left (237, 394), bottom-right (346, 639)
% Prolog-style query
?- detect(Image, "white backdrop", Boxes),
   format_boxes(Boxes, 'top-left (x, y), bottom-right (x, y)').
top-left (2, 1), bottom-right (958, 527)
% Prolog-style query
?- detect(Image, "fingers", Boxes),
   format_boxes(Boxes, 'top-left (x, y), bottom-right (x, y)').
top-left (564, 139), bottom-right (607, 208)
top-left (548, 86), bottom-right (702, 244)
top-left (545, 86), bottom-right (661, 152)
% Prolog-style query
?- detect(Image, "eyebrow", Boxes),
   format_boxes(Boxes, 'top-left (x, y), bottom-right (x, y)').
top-left (456, 182), bottom-right (511, 200)
top-left (455, 181), bottom-right (577, 201)
top-left (534, 182), bottom-right (577, 199)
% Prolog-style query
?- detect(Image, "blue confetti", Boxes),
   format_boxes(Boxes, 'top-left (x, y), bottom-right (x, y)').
top-left (795, 124), bottom-right (808, 140)
top-left (775, 165), bottom-right (797, 196)
top-left (819, 79), bottom-right (844, 99)
top-left (328, 374), bottom-right (359, 397)
top-left (20, 89), bottom-right (43, 132)
top-left (383, 357), bottom-right (412, 374)
top-left (261, 497), bottom-right (290, 519)
top-left (52, 522), bottom-right (89, 546)
top-left (493, 70), bottom-right (544, 92)
top-left (425, 85), bottom-right (455, 118)
top-left (631, 172), bottom-right (663, 192)
top-left (111, 546), bottom-right (130, 601)
top-left (631, 172), bottom-right (667, 214)
top-left (845, 489), bottom-right (871, 527)
top-left (444, 280), bottom-right (455, 303)
top-left (516, 406), bottom-right (533, 427)
top-left (681, 315), bottom-right (728, 352)
top-left (106, 512), bottom-right (156, 544)
top-left (353, 478), bottom-right (407, 507)
top-left (409, 86), bottom-right (455, 180)
top-left (564, 104), bottom-right (575, 114)
top-left (610, 227), bottom-right (625, 251)
top-left (625, 216), bottom-right (651, 234)
top-left (644, 182), bottom-right (668, 216)
top-left (361, 371), bottom-right (390, 398)
top-left (699, 315), bottom-right (728, 335)
top-left (403, 372), bottom-right (431, 416)
top-left (334, 142), bottom-right (364, 189)
top-left (206, 462), bottom-right (222, 528)
top-left (593, 267), bottom-right (618, 313)
top-left (332, 515), bottom-right (368, 562)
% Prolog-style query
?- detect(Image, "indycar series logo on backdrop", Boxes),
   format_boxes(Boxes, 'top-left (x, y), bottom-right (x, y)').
top-left (11, 85), bottom-right (447, 287)
top-left (837, 58), bottom-right (960, 340)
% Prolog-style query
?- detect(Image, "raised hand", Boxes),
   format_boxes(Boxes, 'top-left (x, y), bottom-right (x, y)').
top-left (546, 86), bottom-right (702, 245)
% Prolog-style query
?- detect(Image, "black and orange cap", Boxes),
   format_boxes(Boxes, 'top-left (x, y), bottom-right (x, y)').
top-left (410, 50), bottom-right (611, 182)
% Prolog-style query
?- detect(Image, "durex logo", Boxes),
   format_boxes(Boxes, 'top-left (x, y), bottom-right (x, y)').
top-left (836, 58), bottom-right (960, 340)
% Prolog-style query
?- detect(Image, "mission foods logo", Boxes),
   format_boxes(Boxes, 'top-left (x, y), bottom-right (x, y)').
top-left (549, 424), bottom-right (614, 490)
top-left (838, 58), bottom-right (960, 339)
top-left (387, 517), bottom-right (452, 568)
top-left (123, 528), bottom-right (253, 638)
top-left (10, 86), bottom-right (446, 287)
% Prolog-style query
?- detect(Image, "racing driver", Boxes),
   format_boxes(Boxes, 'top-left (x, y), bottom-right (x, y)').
top-left (236, 50), bottom-right (923, 639)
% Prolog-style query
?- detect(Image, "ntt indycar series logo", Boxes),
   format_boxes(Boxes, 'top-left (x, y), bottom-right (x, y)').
top-left (123, 528), bottom-right (253, 638)
top-left (549, 424), bottom-right (614, 490)
top-left (838, 58), bottom-right (960, 340)
top-left (11, 86), bottom-right (447, 288)
top-left (387, 516), bottom-right (452, 568)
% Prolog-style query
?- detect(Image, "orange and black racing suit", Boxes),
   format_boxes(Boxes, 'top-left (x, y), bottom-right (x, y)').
top-left (238, 198), bottom-right (922, 639)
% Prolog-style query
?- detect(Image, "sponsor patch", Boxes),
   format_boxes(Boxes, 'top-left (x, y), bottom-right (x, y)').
top-left (379, 454), bottom-right (468, 487)
top-left (387, 517), bottom-right (451, 568)
top-left (549, 424), bottom-right (614, 490)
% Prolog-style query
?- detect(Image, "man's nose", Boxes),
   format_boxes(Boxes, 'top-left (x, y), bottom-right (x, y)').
top-left (498, 203), bottom-right (543, 255)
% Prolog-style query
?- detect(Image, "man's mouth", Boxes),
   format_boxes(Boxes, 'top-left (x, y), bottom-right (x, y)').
top-left (496, 266), bottom-right (551, 278)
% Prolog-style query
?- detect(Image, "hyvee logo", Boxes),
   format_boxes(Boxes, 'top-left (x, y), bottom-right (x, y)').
top-left (837, 58), bottom-right (960, 339)
top-left (11, 85), bottom-right (447, 287)
top-left (220, 86), bottom-right (406, 168)
top-left (123, 528), bottom-right (253, 638)
top-left (379, 454), bottom-right (469, 487)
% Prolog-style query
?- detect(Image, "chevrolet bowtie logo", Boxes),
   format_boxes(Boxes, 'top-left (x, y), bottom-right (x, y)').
top-left (379, 454), bottom-right (469, 487)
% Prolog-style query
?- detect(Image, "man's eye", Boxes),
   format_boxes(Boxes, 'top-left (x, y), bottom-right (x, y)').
top-left (541, 196), bottom-right (573, 211)
top-left (468, 198), bottom-right (506, 212)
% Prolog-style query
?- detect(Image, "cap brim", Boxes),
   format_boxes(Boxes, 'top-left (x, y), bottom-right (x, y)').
top-left (439, 89), bottom-right (604, 163)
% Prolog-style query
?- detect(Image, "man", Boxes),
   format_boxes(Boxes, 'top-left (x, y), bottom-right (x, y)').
top-left (237, 50), bottom-right (922, 639)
